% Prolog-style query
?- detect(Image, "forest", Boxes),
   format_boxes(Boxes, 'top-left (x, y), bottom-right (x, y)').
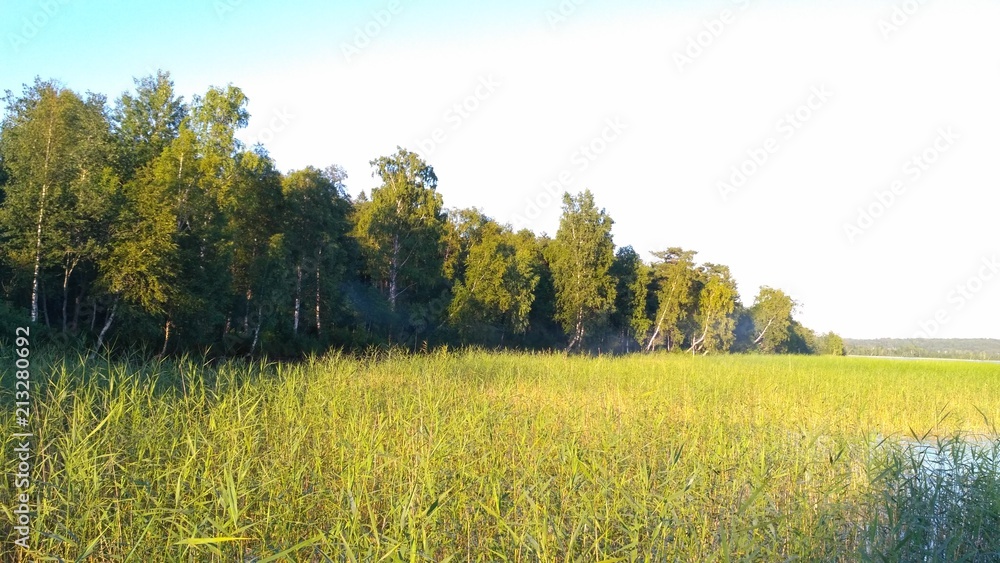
top-left (0, 72), bottom-right (845, 358)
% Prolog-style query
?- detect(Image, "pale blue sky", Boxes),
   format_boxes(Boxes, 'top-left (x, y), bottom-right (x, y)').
top-left (3, 0), bottom-right (999, 339)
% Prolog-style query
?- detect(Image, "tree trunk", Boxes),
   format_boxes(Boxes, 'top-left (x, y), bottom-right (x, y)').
top-left (250, 306), bottom-right (262, 356)
top-left (71, 292), bottom-right (81, 332)
top-left (389, 234), bottom-right (400, 311)
top-left (41, 283), bottom-right (50, 328)
top-left (31, 188), bottom-right (49, 323)
top-left (645, 280), bottom-right (678, 353)
top-left (645, 307), bottom-right (668, 353)
top-left (689, 323), bottom-right (708, 354)
top-left (61, 262), bottom-right (75, 334)
top-left (293, 264), bottom-right (302, 336)
top-left (159, 319), bottom-right (172, 358)
top-left (31, 117), bottom-right (56, 324)
top-left (243, 288), bottom-right (252, 333)
top-left (566, 310), bottom-right (584, 352)
top-left (315, 251), bottom-right (322, 335)
top-left (754, 317), bottom-right (774, 345)
top-left (92, 298), bottom-right (118, 356)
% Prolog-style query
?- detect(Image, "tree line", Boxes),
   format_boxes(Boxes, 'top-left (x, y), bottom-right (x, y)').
top-left (0, 72), bottom-right (845, 357)
top-left (845, 339), bottom-right (1000, 362)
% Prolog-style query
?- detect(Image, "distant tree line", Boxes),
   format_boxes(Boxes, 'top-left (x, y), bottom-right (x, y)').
top-left (0, 72), bottom-right (845, 357)
top-left (846, 339), bottom-right (1000, 362)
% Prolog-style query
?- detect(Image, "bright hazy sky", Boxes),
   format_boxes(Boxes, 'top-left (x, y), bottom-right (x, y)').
top-left (3, 0), bottom-right (998, 339)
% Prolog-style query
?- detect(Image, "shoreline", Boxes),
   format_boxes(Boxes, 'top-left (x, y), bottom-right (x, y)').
top-left (847, 355), bottom-right (1000, 364)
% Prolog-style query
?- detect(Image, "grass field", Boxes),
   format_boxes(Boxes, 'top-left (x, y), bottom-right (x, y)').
top-left (2, 351), bottom-right (999, 561)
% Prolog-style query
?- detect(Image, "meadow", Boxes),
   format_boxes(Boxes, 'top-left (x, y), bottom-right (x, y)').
top-left (2, 351), bottom-right (999, 561)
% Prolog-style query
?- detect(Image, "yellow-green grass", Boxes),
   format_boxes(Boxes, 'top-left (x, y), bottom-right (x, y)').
top-left (1, 351), bottom-right (998, 561)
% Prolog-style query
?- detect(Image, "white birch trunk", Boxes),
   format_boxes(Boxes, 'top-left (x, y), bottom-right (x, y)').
top-left (293, 264), bottom-right (302, 335)
top-left (389, 234), bottom-right (400, 311)
top-left (31, 119), bottom-right (56, 323)
top-left (92, 298), bottom-right (118, 357)
top-left (315, 249), bottom-right (322, 335)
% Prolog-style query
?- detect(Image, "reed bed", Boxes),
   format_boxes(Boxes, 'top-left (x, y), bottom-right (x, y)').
top-left (2, 351), bottom-right (998, 561)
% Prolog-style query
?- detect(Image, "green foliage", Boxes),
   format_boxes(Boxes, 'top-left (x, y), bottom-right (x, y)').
top-left (750, 286), bottom-right (796, 353)
top-left (0, 79), bottom-right (115, 324)
top-left (97, 72), bottom-right (187, 339)
top-left (691, 264), bottom-right (739, 353)
top-left (112, 70), bottom-right (185, 180)
top-left (190, 84), bottom-right (249, 165)
top-left (353, 147), bottom-right (446, 323)
top-left (101, 130), bottom-right (185, 316)
top-left (845, 338), bottom-right (1000, 361)
top-left (277, 165), bottom-right (355, 344)
top-left (786, 320), bottom-right (818, 354)
top-left (219, 150), bottom-right (286, 352)
top-left (0, 72), bottom-right (832, 357)
top-left (447, 211), bottom-right (539, 343)
top-left (609, 245), bottom-right (651, 351)
top-left (441, 206), bottom-right (490, 282)
top-left (520, 234), bottom-right (563, 350)
top-left (646, 247), bottom-right (698, 352)
top-left (0, 298), bottom-right (26, 339)
top-left (548, 190), bottom-right (616, 352)
top-left (816, 331), bottom-right (846, 356)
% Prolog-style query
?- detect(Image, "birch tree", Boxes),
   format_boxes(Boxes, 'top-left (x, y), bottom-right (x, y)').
top-left (645, 248), bottom-right (698, 352)
top-left (0, 80), bottom-right (114, 325)
top-left (88, 72), bottom-right (187, 351)
top-left (112, 71), bottom-right (185, 181)
top-left (548, 190), bottom-right (615, 352)
top-left (690, 264), bottom-right (738, 354)
top-left (154, 85), bottom-right (248, 352)
top-left (353, 148), bottom-right (445, 315)
top-left (447, 213), bottom-right (539, 342)
top-left (750, 286), bottom-right (796, 353)
top-left (281, 165), bottom-right (353, 338)
top-left (223, 148), bottom-right (284, 348)
top-left (609, 246), bottom-right (651, 351)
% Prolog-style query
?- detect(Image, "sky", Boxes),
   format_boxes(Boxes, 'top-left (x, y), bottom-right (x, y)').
top-left (2, 0), bottom-right (998, 340)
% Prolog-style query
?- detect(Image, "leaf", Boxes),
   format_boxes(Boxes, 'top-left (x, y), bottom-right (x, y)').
top-left (174, 536), bottom-right (249, 546)
top-left (256, 534), bottom-right (324, 563)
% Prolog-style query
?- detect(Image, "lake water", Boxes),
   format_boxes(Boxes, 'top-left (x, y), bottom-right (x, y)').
top-left (849, 355), bottom-right (1000, 364)
top-left (875, 435), bottom-right (1000, 557)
